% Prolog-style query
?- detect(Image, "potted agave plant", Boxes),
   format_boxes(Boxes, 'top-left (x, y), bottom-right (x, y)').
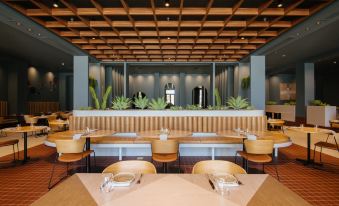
top-left (111, 96), bottom-right (132, 110)
top-left (226, 96), bottom-right (253, 110)
top-left (148, 98), bottom-right (168, 110)
top-left (134, 96), bottom-right (149, 110)
top-left (89, 86), bottom-right (112, 110)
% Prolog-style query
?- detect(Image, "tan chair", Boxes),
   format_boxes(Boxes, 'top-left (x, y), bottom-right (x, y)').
top-left (102, 160), bottom-right (157, 175)
top-left (151, 140), bottom-right (179, 173)
top-left (313, 131), bottom-right (338, 163)
top-left (236, 139), bottom-right (279, 180)
top-left (0, 139), bottom-right (19, 162)
top-left (24, 115), bottom-right (38, 125)
top-left (192, 160), bottom-right (246, 175)
top-left (48, 139), bottom-right (95, 189)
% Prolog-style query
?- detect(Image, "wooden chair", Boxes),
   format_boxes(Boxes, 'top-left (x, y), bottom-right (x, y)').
top-left (0, 139), bottom-right (19, 163)
top-left (313, 131), bottom-right (338, 163)
top-left (192, 160), bottom-right (246, 175)
top-left (151, 140), bottom-right (179, 173)
top-left (24, 115), bottom-right (38, 125)
top-left (236, 139), bottom-right (279, 180)
top-left (102, 160), bottom-right (157, 174)
top-left (48, 139), bottom-right (95, 189)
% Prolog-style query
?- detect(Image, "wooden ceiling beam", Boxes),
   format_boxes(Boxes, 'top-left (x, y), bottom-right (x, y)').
top-left (25, 8), bottom-right (310, 17)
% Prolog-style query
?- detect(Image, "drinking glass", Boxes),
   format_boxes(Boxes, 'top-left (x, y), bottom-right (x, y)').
top-left (215, 177), bottom-right (230, 198)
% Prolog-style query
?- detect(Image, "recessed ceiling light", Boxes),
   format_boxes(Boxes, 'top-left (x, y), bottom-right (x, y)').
top-left (334, 61), bottom-right (337, 64)
top-left (305, 27), bottom-right (310, 31)
top-left (166, 17), bottom-right (170, 21)
top-left (16, 22), bottom-right (21, 26)
top-left (53, 2), bottom-right (59, 8)
top-left (296, 32), bottom-right (300, 36)
top-left (277, 3), bottom-right (283, 8)
top-left (263, 17), bottom-right (267, 22)
top-left (61, 62), bottom-right (65, 66)
top-left (167, 37), bottom-right (171, 40)
top-left (165, 0), bottom-right (170, 7)
top-left (27, 28), bottom-right (32, 32)
top-left (241, 37), bottom-right (245, 40)
top-left (92, 37), bottom-right (96, 40)
top-left (37, 33), bottom-right (41, 36)
top-left (168, 57), bottom-right (171, 60)
top-left (70, 17), bottom-right (74, 22)
top-left (316, 21), bottom-right (321, 25)
top-left (282, 54), bottom-right (286, 57)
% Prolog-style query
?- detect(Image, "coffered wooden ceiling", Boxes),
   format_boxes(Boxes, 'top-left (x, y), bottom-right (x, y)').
top-left (3, 0), bottom-right (333, 62)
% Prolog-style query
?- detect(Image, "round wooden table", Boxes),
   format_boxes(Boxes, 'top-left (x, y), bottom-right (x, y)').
top-left (2, 126), bottom-right (48, 163)
top-left (137, 130), bottom-right (192, 139)
top-left (287, 126), bottom-right (332, 165)
top-left (49, 120), bottom-right (69, 131)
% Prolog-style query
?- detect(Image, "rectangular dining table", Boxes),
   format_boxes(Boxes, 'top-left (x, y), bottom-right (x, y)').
top-left (32, 173), bottom-right (310, 206)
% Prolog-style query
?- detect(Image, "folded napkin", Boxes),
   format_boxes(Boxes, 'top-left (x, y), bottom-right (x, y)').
top-left (246, 134), bottom-right (257, 140)
top-left (160, 134), bottom-right (168, 140)
top-left (73, 134), bottom-right (82, 140)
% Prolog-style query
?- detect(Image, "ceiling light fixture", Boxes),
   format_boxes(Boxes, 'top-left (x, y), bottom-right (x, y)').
top-left (16, 22), bottom-right (21, 26)
top-left (334, 61), bottom-right (337, 64)
top-left (165, 0), bottom-right (170, 7)
top-left (316, 21), bottom-right (321, 25)
top-left (305, 27), bottom-right (310, 31)
top-left (61, 62), bottom-right (65, 66)
top-left (53, 1), bottom-right (59, 8)
top-left (167, 37), bottom-right (171, 40)
top-left (282, 54), bottom-right (286, 57)
top-left (92, 37), bottom-right (96, 40)
top-left (241, 37), bottom-right (245, 40)
top-left (27, 28), bottom-right (32, 32)
top-left (166, 17), bottom-right (170, 21)
top-left (37, 33), bottom-right (41, 36)
top-left (277, 3), bottom-right (283, 8)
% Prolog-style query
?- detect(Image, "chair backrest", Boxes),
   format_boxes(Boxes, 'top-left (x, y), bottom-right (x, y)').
top-left (192, 160), bottom-right (247, 174)
top-left (151, 140), bottom-right (178, 154)
top-left (244, 139), bottom-right (274, 155)
top-left (48, 115), bottom-right (57, 122)
top-left (102, 160), bottom-right (157, 174)
top-left (55, 139), bottom-right (85, 154)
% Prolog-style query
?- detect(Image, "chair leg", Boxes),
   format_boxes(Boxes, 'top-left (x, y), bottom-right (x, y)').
top-left (12, 145), bottom-right (16, 161)
top-left (178, 155), bottom-right (181, 173)
top-left (262, 163), bottom-right (265, 174)
top-left (246, 160), bottom-right (249, 173)
top-left (313, 145), bottom-right (317, 161)
top-left (16, 143), bottom-right (20, 160)
top-left (234, 152), bottom-right (237, 164)
top-left (93, 152), bottom-right (97, 168)
top-left (274, 163), bottom-right (280, 181)
top-left (48, 155), bottom-right (58, 189)
top-left (319, 146), bottom-right (323, 163)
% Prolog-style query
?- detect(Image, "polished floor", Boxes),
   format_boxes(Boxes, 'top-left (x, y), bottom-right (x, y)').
top-left (0, 143), bottom-right (338, 206)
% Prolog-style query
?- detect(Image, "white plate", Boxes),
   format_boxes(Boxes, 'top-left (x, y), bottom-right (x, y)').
top-left (112, 172), bottom-right (135, 185)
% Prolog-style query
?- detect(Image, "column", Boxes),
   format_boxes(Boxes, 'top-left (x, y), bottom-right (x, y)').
top-left (250, 56), bottom-right (266, 110)
top-left (296, 63), bottom-right (314, 117)
top-left (227, 65), bottom-right (234, 97)
top-left (211, 63), bottom-right (216, 106)
top-left (73, 56), bottom-right (89, 109)
top-left (105, 66), bottom-right (113, 107)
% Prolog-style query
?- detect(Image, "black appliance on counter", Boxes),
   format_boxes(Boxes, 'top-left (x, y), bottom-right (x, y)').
top-left (192, 86), bottom-right (208, 108)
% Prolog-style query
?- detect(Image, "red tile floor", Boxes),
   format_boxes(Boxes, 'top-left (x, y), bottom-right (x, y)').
top-left (0, 144), bottom-right (338, 206)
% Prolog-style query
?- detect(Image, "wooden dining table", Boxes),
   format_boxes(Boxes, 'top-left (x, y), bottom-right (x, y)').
top-left (287, 126), bottom-right (332, 165)
top-left (2, 126), bottom-right (48, 163)
top-left (137, 130), bottom-right (192, 139)
top-left (31, 173), bottom-right (311, 206)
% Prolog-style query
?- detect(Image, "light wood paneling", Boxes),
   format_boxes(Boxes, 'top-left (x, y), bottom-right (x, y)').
top-left (69, 115), bottom-right (267, 132)
top-left (0, 101), bottom-right (8, 116)
top-left (28, 102), bottom-right (60, 114)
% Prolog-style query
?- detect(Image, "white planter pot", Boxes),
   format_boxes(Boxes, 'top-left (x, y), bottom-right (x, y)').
top-left (306, 106), bottom-right (337, 127)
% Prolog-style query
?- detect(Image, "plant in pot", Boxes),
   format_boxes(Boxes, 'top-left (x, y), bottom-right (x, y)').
top-left (148, 98), bottom-right (167, 110)
top-left (266, 100), bottom-right (277, 105)
top-left (134, 96), bottom-right (149, 109)
top-left (310, 99), bottom-right (329, 106)
top-left (226, 96), bottom-right (251, 110)
top-left (89, 86), bottom-right (112, 110)
top-left (111, 96), bottom-right (132, 110)
top-left (241, 76), bottom-right (250, 90)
